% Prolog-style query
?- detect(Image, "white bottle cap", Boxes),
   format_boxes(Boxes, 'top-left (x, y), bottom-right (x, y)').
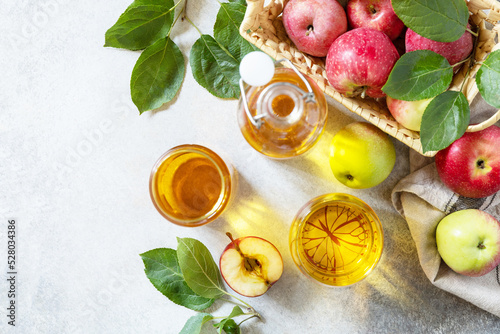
top-left (239, 51), bottom-right (275, 87)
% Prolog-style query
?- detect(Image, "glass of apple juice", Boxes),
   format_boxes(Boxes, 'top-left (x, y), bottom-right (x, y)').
top-left (289, 193), bottom-right (383, 286)
top-left (149, 144), bottom-right (234, 227)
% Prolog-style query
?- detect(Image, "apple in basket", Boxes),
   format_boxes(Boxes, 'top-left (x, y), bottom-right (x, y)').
top-left (436, 209), bottom-right (500, 277)
top-left (386, 96), bottom-right (433, 131)
top-left (282, 0), bottom-right (347, 57)
top-left (346, 0), bottom-right (405, 40)
top-left (406, 26), bottom-right (473, 66)
top-left (435, 125), bottom-right (500, 199)
top-left (325, 27), bottom-right (399, 98)
top-left (220, 233), bottom-right (283, 297)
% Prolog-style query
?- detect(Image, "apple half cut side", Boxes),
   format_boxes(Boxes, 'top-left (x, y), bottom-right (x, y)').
top-left (220, 233), bottom-right (283, 297)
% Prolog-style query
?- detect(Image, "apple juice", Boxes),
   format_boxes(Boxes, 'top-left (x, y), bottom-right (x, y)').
top-left (289, 193), bottom-right (383, 286)
top-left (149, 145), bottom-right (233, 227)
top-left (237, 68), bottom-right (327, 159)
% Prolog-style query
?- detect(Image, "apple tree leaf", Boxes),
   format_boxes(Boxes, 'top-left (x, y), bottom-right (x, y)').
top-left (104, 0), bottom-right (175, 50)
top-left (420, 91), bottom-right (470, 153)
top-left (179, 313), bottom-right (215, 334)
top-left (476, 50), bottom-right (500, 108)
top-left (214, 2), bottom-right (259, 62)
top-left (383, 50), bottom-right (453, 101)
top-left (213, 306), bottom-right (244, 334)
top-left (215, 319), bottom-right (241, 334)
top-left (190, 35), bottom-right (240, 99)
top-left (176, 237), bottom-right (226, 299)
top-left (391, 0), bottom-right (469, 42)
top-left (130, 37), bottom-right (185, 113)
top-left (140, 248), bottom-right (215, 311)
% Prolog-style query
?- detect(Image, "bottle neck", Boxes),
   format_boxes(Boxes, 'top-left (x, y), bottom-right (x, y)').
top-left (256, 82), bottom-right (305, 129)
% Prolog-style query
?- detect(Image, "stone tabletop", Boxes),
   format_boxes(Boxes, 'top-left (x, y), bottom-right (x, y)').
top-left (1, 1), bottom-right (499, 333)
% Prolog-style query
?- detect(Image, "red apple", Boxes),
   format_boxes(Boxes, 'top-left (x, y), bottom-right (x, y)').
top-left (405, 26), bottom-right (473, 66)
top-left (386, 96), bottom-right (433, 131)
top-left (325, 27), bottom-right (399, 98)
top-left (283, 0), bottom-right (347, 57)
top-left (347, 0), bottom-right (404, 40)
top-left (435, 125), bottom-right (500, 198)
top-left (219, 233), bottom-right (283, 297)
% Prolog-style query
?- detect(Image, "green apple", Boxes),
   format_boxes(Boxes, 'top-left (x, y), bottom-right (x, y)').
top-left (329, 122), bottom-right (396, 188)
top-left (436, 209), bottom-right (500, 277)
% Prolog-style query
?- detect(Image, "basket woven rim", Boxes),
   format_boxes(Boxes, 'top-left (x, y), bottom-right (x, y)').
top-left (240, 0), bottom-right (500, 157)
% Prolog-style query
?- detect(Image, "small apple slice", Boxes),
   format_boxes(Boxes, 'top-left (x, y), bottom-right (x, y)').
top-left (220, 233), bottom-right (283, 297)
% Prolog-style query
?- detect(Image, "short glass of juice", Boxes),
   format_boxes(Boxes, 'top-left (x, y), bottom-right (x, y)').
top-left (149, 145), bottom-right (234, 227)
top-left (289, 193), bottom-right (383, 286)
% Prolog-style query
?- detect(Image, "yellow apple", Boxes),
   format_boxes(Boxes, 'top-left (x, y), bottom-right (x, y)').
top-left (330, 122), bottom-right (396, 188)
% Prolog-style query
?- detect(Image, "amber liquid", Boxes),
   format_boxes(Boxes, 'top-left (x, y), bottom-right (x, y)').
top-left (290, 195), bottom-right (383, 286)
top-left (150, 146), bottom-right (232, 226)
top-left (238, 68), bottom-right (327, 159)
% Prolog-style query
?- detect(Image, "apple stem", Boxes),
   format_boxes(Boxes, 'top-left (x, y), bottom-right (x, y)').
top-left (306, 25), bottom-right (314, 36)
top-left (477, 159), bottom-right (486, 169)
top-left (369, 5), bottom-right (376, 14)
top-left (238, 314), bottom-right (260, 326)
top-left (222, 293), bottom-right (262, 319)
top-left (360, 87), bottom-right (367, 99)
top-left (467, 28), bottom-right (478, 37)
top-left (226, 232), bottom-right (243, 255)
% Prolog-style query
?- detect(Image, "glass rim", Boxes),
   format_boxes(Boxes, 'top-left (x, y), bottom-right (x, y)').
top-left (291, 193), bottom-right (384, 287)
top-left (149, 144), bottom-right (231, 227)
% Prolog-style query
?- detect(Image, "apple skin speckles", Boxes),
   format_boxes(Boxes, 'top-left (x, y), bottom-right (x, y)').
top-left (283, 0), bottom-right (347, 57)
top-left (325, 27), bottom-right (399, 98)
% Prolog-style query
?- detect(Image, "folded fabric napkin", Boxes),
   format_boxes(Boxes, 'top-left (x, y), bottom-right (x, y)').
top-left (391, 97), bottom-right (500, 318)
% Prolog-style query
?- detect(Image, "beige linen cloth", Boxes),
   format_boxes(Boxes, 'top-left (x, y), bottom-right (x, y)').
top-left (391, 97), bottom-right (500, 318)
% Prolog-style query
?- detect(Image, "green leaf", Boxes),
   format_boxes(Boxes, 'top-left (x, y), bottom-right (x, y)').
top-left (420, 91), bottom-right (470, 153)
top-left (179, 313), bottom-right (215, 334)
top-left (383, 50), bottom-right (453, 101)
top-left (176, 237), bottom-right (226, 299)
top-left (476, 50), bottom-right (500, 108)
top-left (190, 35), bottom-right (240, 99)
top-left (140, 248), bottom-right (215, 311)
top-left (218, 319), bottom-right (241, 334)
top-left (391, 0), bottom-right (469, 42)
top-left (130, 37), bottom-right (185, 113)
top-left (104, 0), bottom-right (175, 50)
top-left (213, 306), bottom-right (244, 334)
top-left (214, 2), bottom-right (259, 62)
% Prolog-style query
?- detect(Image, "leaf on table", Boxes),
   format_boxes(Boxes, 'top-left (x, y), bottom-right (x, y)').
top-left (190, 35), bottom-right (240, 99)
top-left (214, 318), bottom-right (241, 334)
top-left (476, 50), bottom-right (500, 108)
top-left (420, 91), bottom-right (470, 153)
top-left (130, 37), bottom-right (185, 113)
top-left (176, 237), bottom-right (226, 300)
top-left (213, 306), bottom-right (244, 334)
top-left (391, 0), bottom-right (468, 42)
top-left (214, 2), bottom-right (259, 62)
top-left (382, 50), bottom-right (453, 101)
top-left (179, 313), bottom-right (215, 334)
top-left (104, 0), bottom-right (175, 50)
top-left (140, 248), bottom-right (215, 311)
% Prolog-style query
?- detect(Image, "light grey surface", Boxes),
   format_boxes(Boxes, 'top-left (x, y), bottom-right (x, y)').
top-left (1, 1), bottom-right (499, 333)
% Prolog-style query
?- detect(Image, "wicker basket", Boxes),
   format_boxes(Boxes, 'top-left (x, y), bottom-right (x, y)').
top-left (240, 0), bottom-right (500, 157)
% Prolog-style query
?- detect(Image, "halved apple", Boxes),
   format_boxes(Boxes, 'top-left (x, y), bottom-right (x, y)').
top-left (219, 233), bottom-right (283, 297)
